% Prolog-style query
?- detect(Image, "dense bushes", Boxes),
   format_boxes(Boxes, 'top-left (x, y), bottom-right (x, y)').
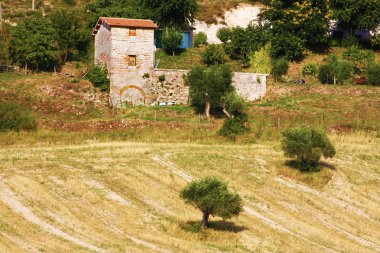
top-left (272, 58), bottom-right (289, 81)
top-left (86, 65), bottom-right (110, 92)
top-left (249, 43), bottom-right (272, 74)
top-left (0, 102), bottom-right (37, 132)
top-left (318, 55), bottom-right (353, 84)
top-left (201, 44), bottom-right (226, 66)
top-left (367, 63), bottom-right (380, 86)
top-left (219, 91), bottom-right (249, 139)
top-left (194, 32), bottom-right (208, 47)
top-left (302, 63), bottom-right (317, 77)
top-left (343, 46), bottom-right (375, 74)
top-left (281, 128), bottom-right (336, 170)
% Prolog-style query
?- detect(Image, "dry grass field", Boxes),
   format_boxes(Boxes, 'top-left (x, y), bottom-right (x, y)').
top-left (0, 133), bottom-right (379, 253)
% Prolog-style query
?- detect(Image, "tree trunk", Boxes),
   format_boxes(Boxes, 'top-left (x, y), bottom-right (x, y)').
top-left (205, 94), bottom-right (210, 118)
top-left (202, 212), bottom-right (209, 229)
top-left (222, 108), bottom-right (233, 119)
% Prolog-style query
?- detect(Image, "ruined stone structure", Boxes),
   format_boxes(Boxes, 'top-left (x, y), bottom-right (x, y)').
top-left (93, 18), bottom-right (267, 107)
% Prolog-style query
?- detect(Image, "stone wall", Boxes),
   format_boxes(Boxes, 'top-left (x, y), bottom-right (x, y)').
top-left (94, 23), bottom-right (112, 69)
top-left (142, 69), bottom-right (267, 105)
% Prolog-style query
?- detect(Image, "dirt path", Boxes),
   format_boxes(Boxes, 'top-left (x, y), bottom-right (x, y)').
top-left (0, 179), bottom-right (106, 253)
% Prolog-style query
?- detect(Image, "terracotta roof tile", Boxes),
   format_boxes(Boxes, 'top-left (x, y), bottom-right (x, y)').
top-left (93, 18), bottom-right (158, 35)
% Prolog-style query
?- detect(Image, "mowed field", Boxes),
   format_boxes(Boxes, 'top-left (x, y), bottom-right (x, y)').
top-left (0, 133), bottom-right (379, 253)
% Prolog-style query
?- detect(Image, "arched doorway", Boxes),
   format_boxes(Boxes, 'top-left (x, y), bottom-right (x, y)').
top-left (119, 85), bottom-right (146, 106)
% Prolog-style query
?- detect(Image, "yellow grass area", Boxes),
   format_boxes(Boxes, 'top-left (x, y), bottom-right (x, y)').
top-left (0, 133), bottom-right (379, 252)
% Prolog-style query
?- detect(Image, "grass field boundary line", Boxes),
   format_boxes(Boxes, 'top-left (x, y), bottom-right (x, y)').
top-left (127, 236), bottom-right (172, 253)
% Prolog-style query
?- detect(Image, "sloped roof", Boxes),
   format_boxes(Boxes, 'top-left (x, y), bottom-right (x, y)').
top-left (93, 17), bottom-right (159, 35)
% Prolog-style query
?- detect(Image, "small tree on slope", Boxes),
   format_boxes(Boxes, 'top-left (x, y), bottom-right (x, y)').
top-left (180, 177), bottom-right (242, 228)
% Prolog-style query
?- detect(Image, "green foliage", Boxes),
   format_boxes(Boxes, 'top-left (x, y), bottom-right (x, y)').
top-left (86, 0), bottom-right (148, 27)
top-left (221, 91), bottom-right (247, 117)
top-left (0, 102), bottom-right (37, 132)
top-left (219, 114), bottom-right (249, 139)
top-left (302, 63), bottom-right (318, 77)
top-left (272, 58), bottom-right (289, 81)
top-left (63, 0), bottom-right (76, 5)
top-left (201, 45), bottom-right (226, 66)
top-left (342, 46), bottom-right (375, 73)
top-left (141, 0), bottom-right (198, 28)
top-left (370, 34), bottom-right (380, 48)
top-left (318, 55), bottom-right (353, 84)
top-left (331, 0), bottom-right (380, 31)
top-left (217, 28), bottom-right (232, 43)
top-left (262, 0), bottom-right (332, 46)
top-left (249, 43), bottom-right (272, 74)
top-left (367, 63), bottom-right (380, 86)
top-left (222, 25), bottom-right (269, 62)
top-left (8, 14), bottom-right (59, 70)
top-left (186, 64), bottom-right (233, 113)
top-left (162, 28), bottom-right (183, 56)
top-left (49, 9), bottom-right (90, 64)
top-left (180, 177), bottom-right (242, 227)
top-left (86, 65), bottom-right (110, 92)
top-left (269, 32), bottom-right (304, 60)
top-left (194, 32), bottom-right (208, 47)
top-left (281, 128), bottom-right (336, 170)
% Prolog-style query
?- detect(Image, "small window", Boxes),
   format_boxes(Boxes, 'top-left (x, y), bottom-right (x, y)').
top-left (129, 29), bottom-right (137, 36)
top-left (126, 55), bottom-right (136, 66)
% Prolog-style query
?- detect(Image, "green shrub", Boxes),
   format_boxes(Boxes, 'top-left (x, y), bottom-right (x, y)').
top-left (201, 44), bottom-right (226, 66)
top-left (219, 114), bottom-right (249, 139)
top-left (180, 177), bottom-right (242, 228)
top-left (302, 63), bottom-right (317, 76)
top-left (86, 65), bottom-right (110, 92)
top-left (272, 58), bottom-right (289, 81)
top-left (217, 27), bottom-right (232, 43)
top-left (0, 102), bottom-right (37, 132)
top-left (249, 43), bottom-right (272, 74)
top-left (194, 32), bottom-right (208, 47)
top-left (367, 63), bottom-right (380, 86)
top-left (318, 55), bottom-right (353, 84)
top-left (343, 46), bottom-right (375, 73)
top-left (162, 28), bottom-right (183, 56)
top-left (281, 128), bottom-right (336, 170)
top-left (270, 32), bottom-right (304, 60)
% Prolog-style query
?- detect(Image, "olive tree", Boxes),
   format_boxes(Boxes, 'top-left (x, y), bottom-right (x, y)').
top-left (281, 128), bottom-right (336, 170)
top-left (180, 177), bottom-right (242, 228)
top-left (186, 64), bottom-right (233, 118)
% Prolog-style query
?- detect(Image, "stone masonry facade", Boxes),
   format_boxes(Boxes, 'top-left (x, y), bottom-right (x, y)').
top-left (94, 18), bottom-right (267, 107)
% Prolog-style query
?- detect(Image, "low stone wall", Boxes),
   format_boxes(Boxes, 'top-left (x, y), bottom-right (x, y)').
top-left (111, 69), bottom-right (268, 106)
top-left (147, 69), bottom-right (267, 105)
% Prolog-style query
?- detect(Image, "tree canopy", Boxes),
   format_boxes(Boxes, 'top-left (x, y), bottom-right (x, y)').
top-left (186, 64), bottom-right (233, 118)
top-left (49, 9), bottom-right (90, 64)
top-left (180, 177), bottom-right (242, 228)
top-left (331, 0), bottom-right (380, 31)
top-left (9, 14), bottom-right (59, 70)
top-left (140, 0), bottom-right (198, 28)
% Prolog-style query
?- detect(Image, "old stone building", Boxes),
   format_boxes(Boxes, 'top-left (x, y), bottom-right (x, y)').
top-left (93, 17), bottom-right (267, 107)
top-left (93, 17), bottom-right (158, 106)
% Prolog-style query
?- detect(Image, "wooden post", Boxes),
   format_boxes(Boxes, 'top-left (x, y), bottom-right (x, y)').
top-left (32, 0), bottom-right (35, 10)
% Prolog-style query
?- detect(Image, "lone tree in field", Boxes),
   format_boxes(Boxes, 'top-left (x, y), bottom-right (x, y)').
top-left (281, 128), bottom-right (336, 170)
top-left (180, 177), bottom-right (242, 228)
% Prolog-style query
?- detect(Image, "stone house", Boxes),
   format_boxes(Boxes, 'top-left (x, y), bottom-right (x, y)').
top-left (93, 17), bottom-right (268, 107)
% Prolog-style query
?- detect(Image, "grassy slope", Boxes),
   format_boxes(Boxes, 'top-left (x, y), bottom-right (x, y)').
top-left (0, 135), bottom-right (379, 252)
